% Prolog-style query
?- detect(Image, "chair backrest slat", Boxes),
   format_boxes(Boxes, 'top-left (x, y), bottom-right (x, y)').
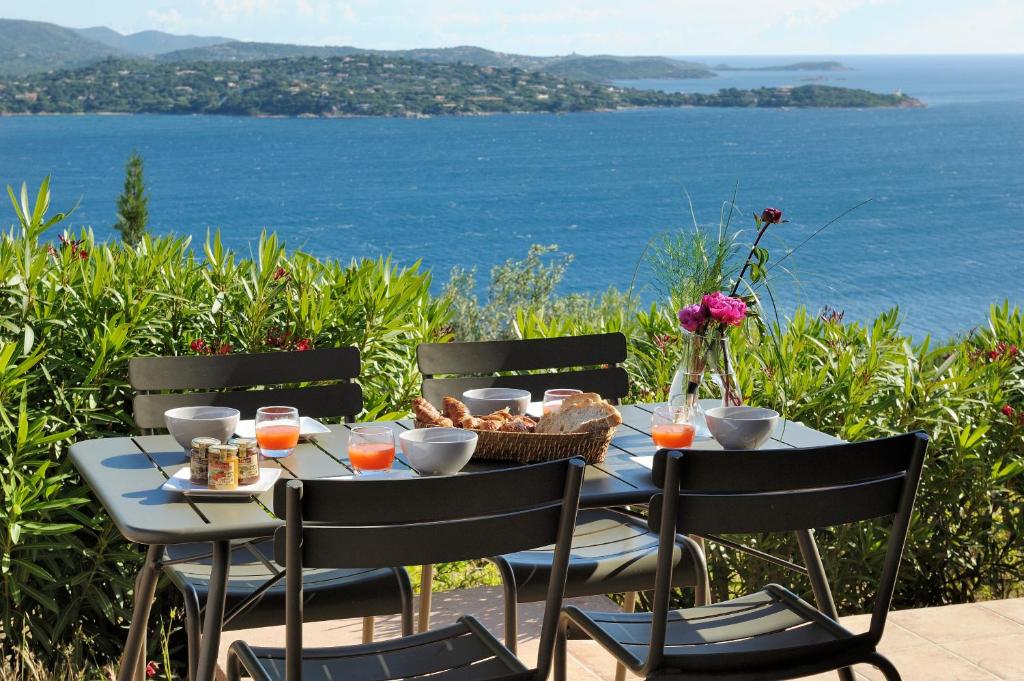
top-left (418, 333), bottom-right (626, 375)
top-left (132, 384), bottom-right (363, 429)
top-left (649, 473), bottom-right (905, 535)
top-left (128, 347), bottom-right (359, 390)
top-left (417, 333), bottom-right (629, 407)
top-left (422, 368), bottom-right (629, 406)
top-left (274, 462), bottom-right (569, 525)
top-left (279, 504), bottom-right (564, 568)
top-left (650, 434), bottom-right (917, 494)
top-left (128, 347), bottom-right (363, 429)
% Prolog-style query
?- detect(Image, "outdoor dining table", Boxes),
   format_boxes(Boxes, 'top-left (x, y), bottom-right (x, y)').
top-left (70, 402), bottom-right (848, 681)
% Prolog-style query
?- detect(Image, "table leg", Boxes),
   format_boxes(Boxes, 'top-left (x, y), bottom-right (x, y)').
top-left (418, 565), bottom-right (434, 632)
top-left (194, 541), bottom-right (231, 681)
top-left (795, 529), bottom-right (855, 681)
top-left (117, 544), bottom-right (163, 681)
top-left (614, 592), bottom-right (638, 681)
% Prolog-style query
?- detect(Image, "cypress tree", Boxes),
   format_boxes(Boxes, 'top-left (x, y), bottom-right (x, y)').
top-left (114, 152), bottom-right (149, 246)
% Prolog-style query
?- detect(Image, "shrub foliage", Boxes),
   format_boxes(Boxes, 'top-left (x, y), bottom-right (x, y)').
top-left (1, 179), bottom-right (1021, 670)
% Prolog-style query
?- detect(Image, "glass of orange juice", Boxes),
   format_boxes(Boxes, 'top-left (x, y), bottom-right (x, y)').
top-left (543, 388), bottom-right (582, 415)
top-left (650, 404), bottom-right (696, 449)
top-left (348, 426), bottom-right (396, 474)
top-left (255, 406), bottom-right (300, 458)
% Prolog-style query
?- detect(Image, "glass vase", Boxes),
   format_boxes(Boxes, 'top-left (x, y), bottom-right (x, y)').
top-left (668, 330), bottom-right (743, 437)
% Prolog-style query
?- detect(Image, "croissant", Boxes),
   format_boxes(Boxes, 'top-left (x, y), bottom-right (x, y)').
top-left (412, 397), bottom-right (453, 427)
top-left (442, 397), bottom-right (473, 426)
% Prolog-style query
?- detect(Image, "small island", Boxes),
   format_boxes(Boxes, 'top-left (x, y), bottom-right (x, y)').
top-left (0, 56), bottom-right (922, 117)
top-left (714, 61), bottom-right (851, 72)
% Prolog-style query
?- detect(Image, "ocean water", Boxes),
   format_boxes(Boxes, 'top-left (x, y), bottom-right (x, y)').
top-left (1, 55), bottom-right (1022, 338)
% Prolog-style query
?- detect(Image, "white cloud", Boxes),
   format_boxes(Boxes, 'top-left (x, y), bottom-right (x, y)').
top-left (147, 7), bottom-right (185, 30)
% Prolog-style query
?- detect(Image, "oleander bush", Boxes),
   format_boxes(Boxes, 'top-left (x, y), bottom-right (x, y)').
top-left (0, 180), bottom-right (450, 673)
top-left (1, 178), bottom-right (1022, 674)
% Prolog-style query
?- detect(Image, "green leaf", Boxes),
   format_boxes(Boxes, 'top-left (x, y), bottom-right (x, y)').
top-left (23, 324), bottom-right (35, 354)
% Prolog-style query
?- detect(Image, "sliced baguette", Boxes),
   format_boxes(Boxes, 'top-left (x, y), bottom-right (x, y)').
top-left (559, 392), bottom-right (602, 410)
top-left (536, 398), bottom-right (622, 434)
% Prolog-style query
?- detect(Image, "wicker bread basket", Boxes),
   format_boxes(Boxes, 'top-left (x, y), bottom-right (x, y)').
top-left (414, 420), bottom-right (614, 465)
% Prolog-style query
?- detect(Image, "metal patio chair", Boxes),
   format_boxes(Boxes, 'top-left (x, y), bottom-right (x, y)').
top-left (225, 457), bottom-right (586, 681)
top-left (417, 333), bottom-right (709, 660)
top-left (556, 432), bottom-right (929, 681)
top-left (128, 348), bottom-right (414, 680)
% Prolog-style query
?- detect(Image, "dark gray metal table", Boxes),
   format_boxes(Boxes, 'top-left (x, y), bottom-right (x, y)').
top-left (70, 402), bottom-right (846, 681)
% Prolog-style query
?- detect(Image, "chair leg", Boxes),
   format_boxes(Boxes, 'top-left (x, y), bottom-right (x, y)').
top-left (180, 585), bottom-right (203, 681)
top-left (554, 618), bottom-right (569, 681)
top-left (867, 652), bottom-right (902, 681)
top-left (687, 534), bottom-right (711, 606)
top-left (225, 648), bottom-right (242, 681)
top-left (614, 592), bottom-right (638, 681)
top-left (490, 557), bottom-right (519, 653)
top-left (418, 564), bottom-right (433, 633)
top-left (397, 568), bottom-right (415, 637)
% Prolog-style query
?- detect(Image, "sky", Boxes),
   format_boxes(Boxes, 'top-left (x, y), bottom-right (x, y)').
top-left (1, 0), bottom-right (1022, 55)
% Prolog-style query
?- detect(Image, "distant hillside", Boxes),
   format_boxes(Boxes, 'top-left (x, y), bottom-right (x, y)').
top-left (714, 61), bottom-right (850, 72)
top-left (0, 19), bottom-right (121, 76)
top-left (73, 26), bottom-right (234, 56)
top-left (156, 41), bottom-right (360, 63)
top-left (157, 41), bottom-right (714, 80)
top-left (0, 56), bottom-right (923, 117)
top-left (542, 56), bottom-right (713, 80)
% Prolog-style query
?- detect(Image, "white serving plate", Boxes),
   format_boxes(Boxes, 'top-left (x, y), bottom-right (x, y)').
top-left (526, 401), bottom-right (544, 419)
top-left (234, 416), bottom-right (331, 440)
top-left (161, 466), bottom-right (282, 497)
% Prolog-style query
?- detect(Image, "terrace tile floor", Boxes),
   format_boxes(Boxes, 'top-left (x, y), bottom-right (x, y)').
top-left (218, 589), bottom-right (1024, 680)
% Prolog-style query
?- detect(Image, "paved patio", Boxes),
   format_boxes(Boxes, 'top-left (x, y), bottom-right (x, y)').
top-left (218, 588), bottom-right (1024, 680)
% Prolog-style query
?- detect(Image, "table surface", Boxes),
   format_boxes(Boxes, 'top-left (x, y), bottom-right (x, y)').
top-left (70, 402), bottom-right (842, 546)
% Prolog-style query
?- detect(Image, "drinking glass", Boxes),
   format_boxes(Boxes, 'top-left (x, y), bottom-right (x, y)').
top-left (255, 406), bottom-right (300, 458)
top-left (650, 404), bottom-right (696, 449)
top-left (348, 426), bottom-right (396, 474)
top-left (543, 388), bottom-right (582, 415)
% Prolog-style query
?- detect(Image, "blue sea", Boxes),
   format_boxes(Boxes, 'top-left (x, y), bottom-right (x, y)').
top-left (1, 55), bottom-right (1022, 338)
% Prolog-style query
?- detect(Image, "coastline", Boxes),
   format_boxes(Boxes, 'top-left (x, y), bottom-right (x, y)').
top-left (0, 99), bottom-right (925, 120)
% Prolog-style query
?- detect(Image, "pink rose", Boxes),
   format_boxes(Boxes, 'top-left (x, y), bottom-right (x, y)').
top-left (702, 292), bottom-right (747, 327)
top-left (677, 304), bottom-right (708, 333)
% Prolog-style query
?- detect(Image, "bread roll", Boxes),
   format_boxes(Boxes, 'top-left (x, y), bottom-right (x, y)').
top-left (536, 396), bottom-right (622, 434)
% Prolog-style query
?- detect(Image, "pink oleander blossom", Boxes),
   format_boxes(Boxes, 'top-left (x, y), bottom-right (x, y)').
top-left (702, 292), bottom-right (747, 327)
top-left (677, 304), bottom-right (708, 332)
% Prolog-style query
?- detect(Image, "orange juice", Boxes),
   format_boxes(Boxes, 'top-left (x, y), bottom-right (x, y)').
top-left (651, 423), bottom-right (695, 448)
top-left (349, 442), bottom-right (396, 471)
top-left (256, 424), bottom-right (299, 451)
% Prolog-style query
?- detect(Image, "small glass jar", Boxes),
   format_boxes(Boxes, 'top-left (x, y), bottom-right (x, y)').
top-left (207, 444), bottom-right (239, 490)
top-left (189, 437), bottom-right (220, 485)
top-left (233, 438), bottom-right (261, 486)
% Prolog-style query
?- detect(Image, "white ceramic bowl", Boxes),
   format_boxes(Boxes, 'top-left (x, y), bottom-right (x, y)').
top-left (163, 406), bottom-right (240, 451)
top-left (462, 388), bottom-right (531, 416)
top-left (399, 427), bottom-right (478, 476)
top-left (704, 406), bottom-right (780, 450)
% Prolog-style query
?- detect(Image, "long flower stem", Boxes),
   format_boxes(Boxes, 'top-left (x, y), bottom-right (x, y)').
top-left (730, 219), bottom-right (772, 297)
